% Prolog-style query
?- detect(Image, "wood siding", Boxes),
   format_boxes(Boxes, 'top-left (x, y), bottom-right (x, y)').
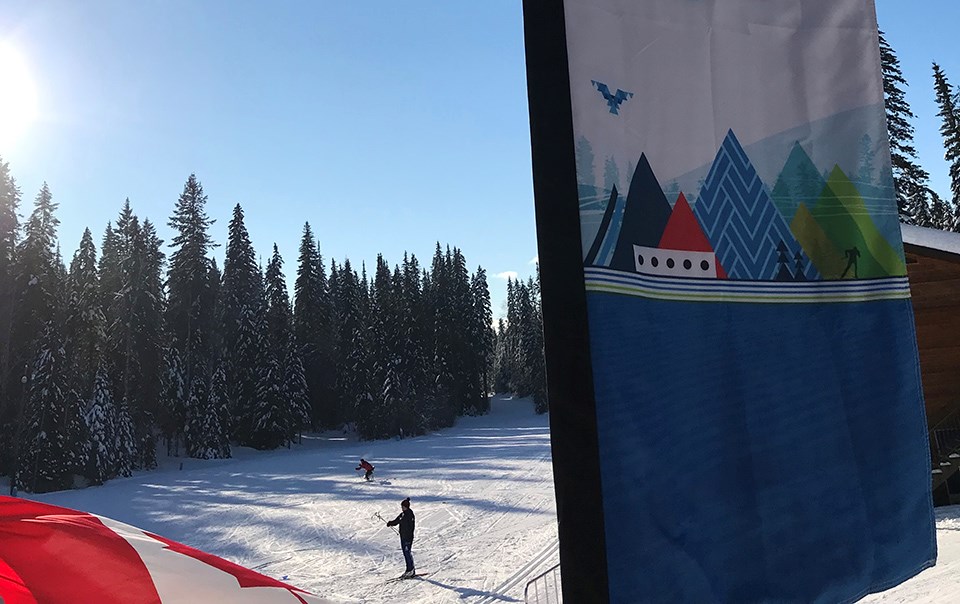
top-left (905, 247), bottom-right (960, 428)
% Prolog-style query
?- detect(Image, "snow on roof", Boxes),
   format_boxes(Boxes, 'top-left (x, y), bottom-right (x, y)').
top-left (900, 223), bottom-right (960, 258)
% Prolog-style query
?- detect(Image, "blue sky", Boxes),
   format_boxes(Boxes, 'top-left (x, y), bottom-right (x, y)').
top-left (0, 1), bottom-right (957, 319)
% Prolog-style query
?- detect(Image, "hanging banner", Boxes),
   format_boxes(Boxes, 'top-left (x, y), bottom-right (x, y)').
top-left (523, 0), bottom-right (936, 602)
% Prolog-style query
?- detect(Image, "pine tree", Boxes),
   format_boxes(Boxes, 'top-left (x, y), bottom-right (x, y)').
top-left (166, 174), bottom-right (216, 406)
top-left (135, 218), bottom-right (166, 466)
top-left (294, 224), bottom-right (336, 429)
top-left (336, 260), bottom-right (373, 436)
top-left (880, 32), bottom-right (931, 224)
top-left (469, 267), bottom-right (494, 413)
top-left (208, 362), bottom-right (231, 458)
top-left (0, 156), bottom-right (21, 465)
top-left (492, 318), bottom-right (510, 394)
top-left (62, 388), bottom-right (89, 480)
top-left (14, 184), bottom-right (61, 368)
top-left (396, 253), bottom-right (428, 436)
top-left (530, 269), bottom-right (548, 413)
top-left (427, 245), bottom-right (454, 426)
top-left (265, 244), bottom-right (293, 348)
top-left (933, 63), bottom-right (960, 230)
top-left (17, 323), bottom-right (70, 492)
top-left (219, 204), bottom-right (261, 445)
top-left (185, 362), bottom-right (229, 459)
top-left (929, 190), bottom-right (954, 231)
top-left (64, 228), bottom-right (104, 407)
top-left (231, 287), bottom-right (265, 446)
top-left (252, 346), bottom-right (286, 450)
top-left (85, 367), bottom-right (118, 484)
top-left (262, 244), bottom-right (304, 446)
top-left (158, 344), bottom-right (186, 455)
top-left (114, 397), bottom-right (137, 478)
top-left (364, 254), bottom-right (396, 438)
top-left (282, 337), bottom-right (310, 445)
top-left (102, 202), bottom-right (165, 470)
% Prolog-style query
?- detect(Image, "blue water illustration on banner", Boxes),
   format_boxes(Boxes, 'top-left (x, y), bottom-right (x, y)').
top-left (587, 294), bottom-right (933, 602)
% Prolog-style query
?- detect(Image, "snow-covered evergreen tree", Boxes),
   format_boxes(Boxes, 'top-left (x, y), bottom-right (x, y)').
top-left (252, 347), bottom-right (287, 450)
top-left (930, 190), bottom-right (955, 231)
top-left (880, 32), bottom-right (932, 224)
top-left (166, 174), bottom-right (216, 418)
top-left (158, 344), bottom-right (186, 455)
top-left (0, 156), bottom-right (21, 467)
top-left (397, 253), bottom-right (428, 435)
top-left (64, 228), bottom-right (104, 407)
top-left (210, 361), bottom-right (231, 458)
top-left (219, 204), bottom-right (261, 445)
top-left (183, 360), bottom-right (227, 459)
top-left (62, 388), bottom-right (89, 480)
top-left (365, 254), bottom-right (396, 438)
top-left (114, 397), bottom-right (137, 478)
top-left (469, 267), bottom-right (494, 414)
top-left (281, 341), bottom-right (310, 445)
top-left (264, 244), bottom-right (308, 445)
top-left (17, 323), bottom-right (70, 492)
top-left (14, 184), bottom-right (62, 380)
top-left (336, 260), bottom-right (373, 436)
top-left (85, 367), bottom-right (117, 484)
top-left (933, 62), bottom-right (960, 230)
top-left (294, 223), bottom-right (336, 428)
top-left (101, 202), bottom-right (165, 470)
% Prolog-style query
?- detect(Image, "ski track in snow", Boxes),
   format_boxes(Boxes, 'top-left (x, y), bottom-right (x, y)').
top-left (30, 396), bottom-right (560, 604)
top-left (25, 393), bottom-right (960, 603)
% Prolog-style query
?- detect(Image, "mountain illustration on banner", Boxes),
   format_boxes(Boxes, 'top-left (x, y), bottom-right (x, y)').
top-left (586, 130), bottom-right (907, 283)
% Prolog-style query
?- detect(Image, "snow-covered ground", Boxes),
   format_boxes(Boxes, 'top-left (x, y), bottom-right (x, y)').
top-left (29, 396), bottom-right (560, 604)
top-left (22, 394), bottom-right (960, 603)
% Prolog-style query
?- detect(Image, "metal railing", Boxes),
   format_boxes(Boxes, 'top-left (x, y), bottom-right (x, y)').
top-left (524, 563), bottom-right (562, 604)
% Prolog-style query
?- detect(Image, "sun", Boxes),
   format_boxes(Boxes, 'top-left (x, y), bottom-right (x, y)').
top-left (0, 43), bottom-right (38, 153)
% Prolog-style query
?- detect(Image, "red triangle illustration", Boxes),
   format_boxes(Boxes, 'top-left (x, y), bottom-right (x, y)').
top-left (658, 193), bottom-right (727, 278)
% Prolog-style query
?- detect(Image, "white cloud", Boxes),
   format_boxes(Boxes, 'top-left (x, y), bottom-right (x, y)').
top-left (528, 255), bottom-right (539, 265)
top-left (495, 271), bottom-right (519, 281)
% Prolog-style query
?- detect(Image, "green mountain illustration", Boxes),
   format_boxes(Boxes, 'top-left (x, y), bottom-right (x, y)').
top-left (808, 166), bottom-right (906, 278)
top-left (790, 202), bottom-right (847, 278)
top-left (771, 142), bottom-right (826, 223)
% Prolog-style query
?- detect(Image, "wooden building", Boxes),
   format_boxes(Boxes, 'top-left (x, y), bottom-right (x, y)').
top-left (900, 224), bottom-right (960, 505)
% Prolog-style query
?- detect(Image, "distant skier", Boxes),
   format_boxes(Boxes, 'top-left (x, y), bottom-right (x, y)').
top-left (386, 497), bottom-right (416, 578)
top-left (356, 458), bottom-right (375, 481)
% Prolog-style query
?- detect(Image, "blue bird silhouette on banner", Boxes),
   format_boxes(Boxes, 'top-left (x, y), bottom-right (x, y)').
top-left (591, 80), bottom-right (633, 114)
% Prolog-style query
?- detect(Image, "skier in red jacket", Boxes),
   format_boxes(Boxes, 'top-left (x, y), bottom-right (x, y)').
top-left (356, 459), bottom-right (375, 481)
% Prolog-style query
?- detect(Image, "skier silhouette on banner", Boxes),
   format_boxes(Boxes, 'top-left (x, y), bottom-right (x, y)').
top-left (841, 246), bottom-right (861, 278)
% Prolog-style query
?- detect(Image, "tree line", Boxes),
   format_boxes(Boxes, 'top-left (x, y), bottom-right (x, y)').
top-left (0, 167), bottom-right (548, 493)
top-left (882, 32), bottom-right (960, 231)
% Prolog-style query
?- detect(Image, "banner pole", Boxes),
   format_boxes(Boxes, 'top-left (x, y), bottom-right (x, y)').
top-left (522, 1), bottom-right (610, 601)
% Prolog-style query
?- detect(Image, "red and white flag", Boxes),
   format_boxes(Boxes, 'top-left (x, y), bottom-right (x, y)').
top-left (0, 496), bottom-right (338, 603)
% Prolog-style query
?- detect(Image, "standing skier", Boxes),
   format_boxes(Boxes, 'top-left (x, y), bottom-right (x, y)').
top-left (386, 497), bottom-right (416, 577)
top-left (356, 458), bottom-right (375, 481)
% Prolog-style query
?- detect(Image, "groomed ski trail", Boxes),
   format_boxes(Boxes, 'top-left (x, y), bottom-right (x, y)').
top-left (32, 396), bottom-right (559, 604)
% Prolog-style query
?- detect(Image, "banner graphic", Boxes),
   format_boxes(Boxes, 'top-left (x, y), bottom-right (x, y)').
top-left (525, 1), bottom-right (937, 601)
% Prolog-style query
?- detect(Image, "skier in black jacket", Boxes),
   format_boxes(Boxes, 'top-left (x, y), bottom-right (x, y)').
top-left (386, 497), bottom-right (416, 577)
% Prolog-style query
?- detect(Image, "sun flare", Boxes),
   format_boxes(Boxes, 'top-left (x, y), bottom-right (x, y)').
top-left (0, 42), bottom-right (39, 153)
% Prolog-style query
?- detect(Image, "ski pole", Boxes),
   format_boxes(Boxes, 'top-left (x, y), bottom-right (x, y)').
top-left (375, 511), bottom-right (399, 535)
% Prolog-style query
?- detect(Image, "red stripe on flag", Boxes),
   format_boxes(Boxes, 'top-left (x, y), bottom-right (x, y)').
top-left (0, 497), bottom-right (161, 603)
